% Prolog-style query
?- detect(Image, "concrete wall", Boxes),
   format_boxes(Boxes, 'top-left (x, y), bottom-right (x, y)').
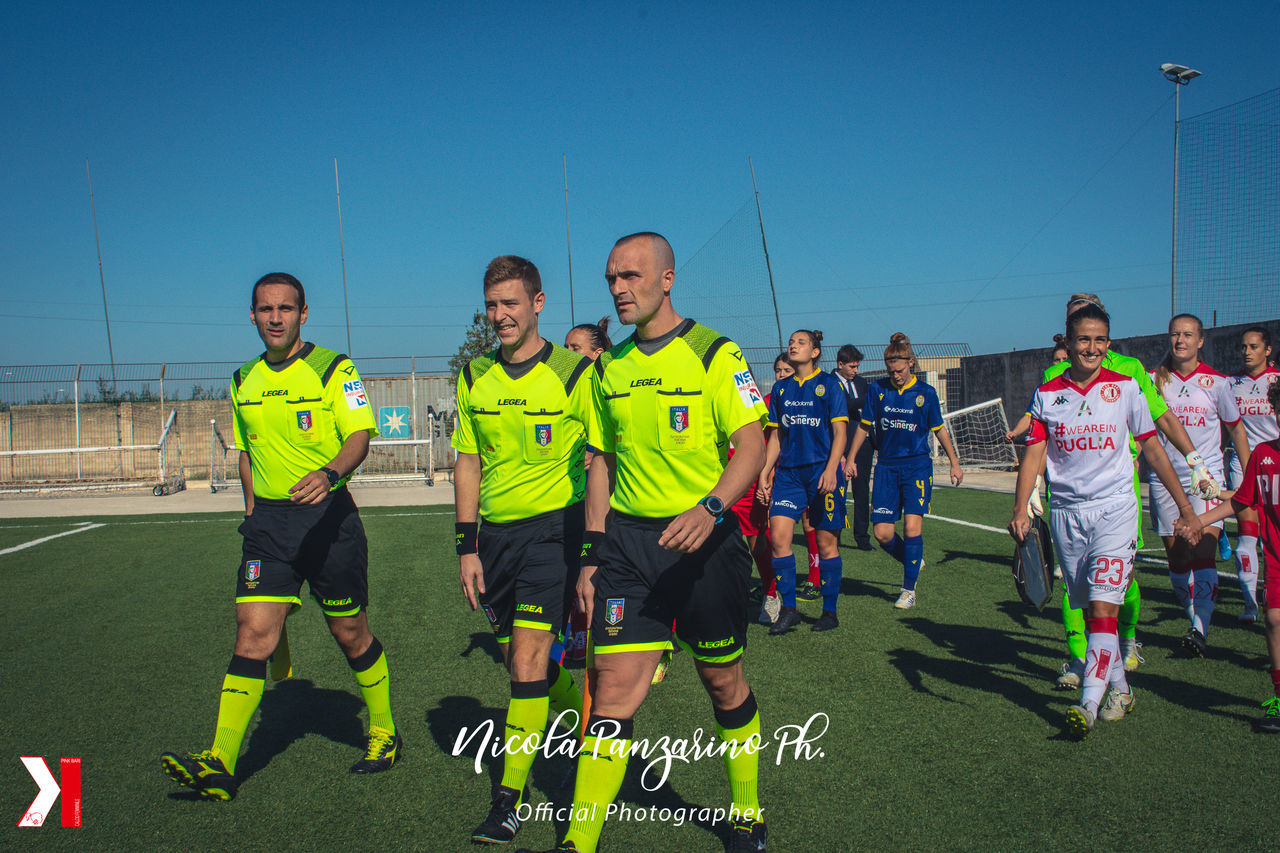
top-left (962, 319), bottom-right (1280, 425)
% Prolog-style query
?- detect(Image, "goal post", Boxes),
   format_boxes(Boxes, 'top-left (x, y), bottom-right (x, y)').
top-left (935, 398), bottom-right (1018, 471)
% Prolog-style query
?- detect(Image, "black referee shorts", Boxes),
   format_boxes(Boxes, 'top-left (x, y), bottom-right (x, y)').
top-left (477, 502), bottom-right (584, 643)
top-left (236, 487), bottom-right (368, 616)
top-left (592, 512), bottom-right (751, 664)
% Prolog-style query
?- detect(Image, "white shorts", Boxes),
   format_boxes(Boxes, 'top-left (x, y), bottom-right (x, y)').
top-left (1050, 494), bottom-right (1137, 608)
top-left (1148, 479), bottom-right (1223, 537)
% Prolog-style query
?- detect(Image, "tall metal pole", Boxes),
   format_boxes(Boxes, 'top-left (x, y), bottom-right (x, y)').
top-left (749, 157), bottom-right (783, 350)
top-left (1171, 82), bottom-right (1181, 317)
top-left (563, 154), bottom-right (576, 326)
top-left (85, 159), bottom-right (117, 391)
top-left (335, 157), bottom-right (353, 355)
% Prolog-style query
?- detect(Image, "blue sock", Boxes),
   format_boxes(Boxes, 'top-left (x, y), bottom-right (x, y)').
top-left (818, 556), bottom-right (842, 614)
top-left (879, 534), bottom-right (905, 564)
top-left (773, 554), bottom-right (798, 609)
top-left (903, 535), bottom-right (924, 590)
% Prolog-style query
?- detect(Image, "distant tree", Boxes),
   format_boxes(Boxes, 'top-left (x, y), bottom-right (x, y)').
top-left (449, 310), bottom-right (498, 378)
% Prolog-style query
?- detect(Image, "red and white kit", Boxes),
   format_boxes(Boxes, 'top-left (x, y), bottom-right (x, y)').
top-left (1147, 364), bottom-right (1240, 535)
top-left (1228, 367), bottom-right (1280, 483)
top-left (1232, 439), bottom-right (1280, 611)
top-left (1027, 369), bottom-right (1155, 606)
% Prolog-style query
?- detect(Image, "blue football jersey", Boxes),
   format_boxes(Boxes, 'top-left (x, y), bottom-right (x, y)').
top-left (860, 376), bottom-right (943, 461)
top-left (767, 370), bottom-right (849, 468)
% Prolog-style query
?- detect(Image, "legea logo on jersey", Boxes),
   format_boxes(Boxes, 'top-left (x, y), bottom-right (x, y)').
top-left (296, 410), bottom-right (312, 431)
top-left (536, 424), bottom-right (552, 446)
top-left (670, 406), bottom-right (689, 433)
top-left (17, 756), bottom-right (81, 828)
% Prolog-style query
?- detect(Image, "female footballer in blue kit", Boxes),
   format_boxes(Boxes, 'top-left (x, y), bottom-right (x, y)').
top-left (757, 329), bottom-right (849, 634)
top-left (848, 333), bottom-right (963, 609)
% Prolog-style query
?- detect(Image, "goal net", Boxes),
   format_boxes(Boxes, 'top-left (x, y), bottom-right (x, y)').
top-left (934, 398), bottom-right (1017, 471)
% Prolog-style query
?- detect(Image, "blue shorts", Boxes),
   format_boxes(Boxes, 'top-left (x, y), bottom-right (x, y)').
top-left (871, 456), bottom-right (932, 523)
top-left (770, 462), bottom-right (847, 531)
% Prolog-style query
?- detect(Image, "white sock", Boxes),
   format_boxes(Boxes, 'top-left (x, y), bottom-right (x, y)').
top-left (1169, 571), bottom-right (1194, 624)
top-left (1082, 623), bottom-right (1120, 715)
top-left (1191, 566), bottom-right (1219, 636)
top-left (1237, 536), bottom-right (1259, 613)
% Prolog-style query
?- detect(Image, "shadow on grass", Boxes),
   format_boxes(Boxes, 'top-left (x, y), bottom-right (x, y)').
top-left (229, 679), bottom-right (366, 785)
top-left (460, 630), bottom-right (504, 665)
top-left (888, 618), bottom-right (1068, 728)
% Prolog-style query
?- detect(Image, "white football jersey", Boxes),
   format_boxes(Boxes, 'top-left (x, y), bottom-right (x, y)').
top-left (1229, 366), bottom-right (1280, 448)
top-left (1028, 369), bottom-right (1156, 507)
top-left (1148, 363), bottom-right (1240, 480)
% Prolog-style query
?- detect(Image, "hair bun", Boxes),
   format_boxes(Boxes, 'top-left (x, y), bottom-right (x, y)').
top-left (597, 316), bottom-right (611, 333)
top-left (1052, 333), bottom-right (1066, 346)
top-left (890, 332), bottom-right (910, 344)
top-left (811, 330), bottom-right (823, 344)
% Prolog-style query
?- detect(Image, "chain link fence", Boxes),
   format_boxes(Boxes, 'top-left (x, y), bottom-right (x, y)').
top-left (0, 358), bottom-right (459, 495)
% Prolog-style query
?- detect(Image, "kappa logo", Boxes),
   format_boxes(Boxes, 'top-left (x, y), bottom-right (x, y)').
top-left (17, 756), bottom-right (81, 828)
top-left (605, 598), bottom-right (625, 626)
top-left (1052, 395), bottom-right (1068, 406)
top-left (1099, 383), bottom-right (1120, 403)
top-left (1262, 456), bottom-right (1276, 466)
top-left (245, 560), bottom-right (261, 581)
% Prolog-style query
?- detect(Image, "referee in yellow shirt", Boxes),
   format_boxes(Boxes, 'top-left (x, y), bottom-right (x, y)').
top-left (453, 256), bottom-right (592, 845)
top-left (161, 272), bottom-right (398, 801)
top-left (518, 233), bottom-right (769, 853)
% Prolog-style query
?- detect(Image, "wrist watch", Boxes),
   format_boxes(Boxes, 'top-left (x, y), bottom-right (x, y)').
top-left (699, 494), bottom-right (726, 520)
top-left (320, 467), bottom-right (340, 487)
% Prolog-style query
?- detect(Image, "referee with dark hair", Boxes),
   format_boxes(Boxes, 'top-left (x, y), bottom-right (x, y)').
top-left (454, 256), bottom-right (592, 845)
top-left (161, 272), bottom-right (398, 801)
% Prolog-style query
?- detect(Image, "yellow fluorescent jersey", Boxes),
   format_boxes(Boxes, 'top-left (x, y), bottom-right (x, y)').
top-left (231, 343), bottom-right (378, 500)
top-left (590, 319), bottom-right (767, 518)
top-left (451, 341), bottom-right (594, 523)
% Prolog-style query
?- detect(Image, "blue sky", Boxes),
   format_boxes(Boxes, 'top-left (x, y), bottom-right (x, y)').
top-left (2, 1), bottom-right (1277, 368)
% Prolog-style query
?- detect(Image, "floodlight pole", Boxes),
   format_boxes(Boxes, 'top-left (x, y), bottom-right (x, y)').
top-left (335, 157), bottom-right (353, 355)
top-left (564, 154), bottom-right (576, 326)
top-left (1161, 63), bottom-right (1201, 317)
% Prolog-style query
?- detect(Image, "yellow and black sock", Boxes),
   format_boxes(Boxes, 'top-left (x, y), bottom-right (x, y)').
top-left (563, 715), bottom-right (633, 853)
top-left (210, 655), bottom-right (266, 774)
top-left (347, 636), bottom-right (395, 733)
top-left (715, 691), bottom-right (762, 824)
top-left (546, 660), bottom-right (582, 731)
top-left (500, 678), bottom-right (550, 796)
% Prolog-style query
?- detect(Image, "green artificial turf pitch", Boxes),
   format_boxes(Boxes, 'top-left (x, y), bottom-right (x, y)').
top-left (0, 488), bottom-right (1273, 851)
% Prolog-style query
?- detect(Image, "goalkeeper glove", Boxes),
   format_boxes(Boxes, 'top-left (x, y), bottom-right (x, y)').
top-left (1185, 450), bottom-right (1221, 500)
top-left (1027, 474), bottom-right (1044, 518)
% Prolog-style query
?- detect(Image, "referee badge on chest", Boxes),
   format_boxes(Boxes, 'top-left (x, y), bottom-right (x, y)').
top-left (670, 406), bottom-right (689, 433)
top-left (536, 424), bottom-right (552, 446)
top-left (296, 410), bottom-right (313, 431)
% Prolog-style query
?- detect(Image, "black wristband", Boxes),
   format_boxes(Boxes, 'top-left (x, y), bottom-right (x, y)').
top-left (580, 530), bottom-right (603, 567)
top-left (456, 521), bottom-right (479, 555)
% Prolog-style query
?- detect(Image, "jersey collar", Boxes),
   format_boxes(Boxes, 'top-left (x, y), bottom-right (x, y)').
top-left (262, 341), bottom-right (314, 372)
top-left (795, 368), bottom-right (821, 387)
top-left (891, 375), bottom-right (917, 393)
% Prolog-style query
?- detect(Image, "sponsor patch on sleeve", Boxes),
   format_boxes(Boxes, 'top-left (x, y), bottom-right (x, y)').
top-left (733, 369), bottom-right (763, 409)
top-left (343, 380), bottom-right (369, 410)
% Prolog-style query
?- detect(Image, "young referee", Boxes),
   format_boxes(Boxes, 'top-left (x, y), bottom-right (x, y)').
top-left (454, 256), bottom-right (592, 845)
top-left (160, 272), bottom-right (398, 801)
top-left (518, 233), bottom-right (770, 853)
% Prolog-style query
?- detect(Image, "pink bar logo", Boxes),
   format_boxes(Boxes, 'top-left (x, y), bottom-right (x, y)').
top-left (17, 756), bottom-right (81, 828)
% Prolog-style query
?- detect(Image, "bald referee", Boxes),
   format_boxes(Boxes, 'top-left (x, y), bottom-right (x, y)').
top-left (519, 233), bottom-right (770, 853)
top-left (160, 272), bottom-right (399, 801)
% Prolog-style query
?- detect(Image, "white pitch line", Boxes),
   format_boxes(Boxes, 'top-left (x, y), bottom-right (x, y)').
top-left (0, 522), bottom-right (105, 556)
top-left (926, 513), bottom-right (1240, 581)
